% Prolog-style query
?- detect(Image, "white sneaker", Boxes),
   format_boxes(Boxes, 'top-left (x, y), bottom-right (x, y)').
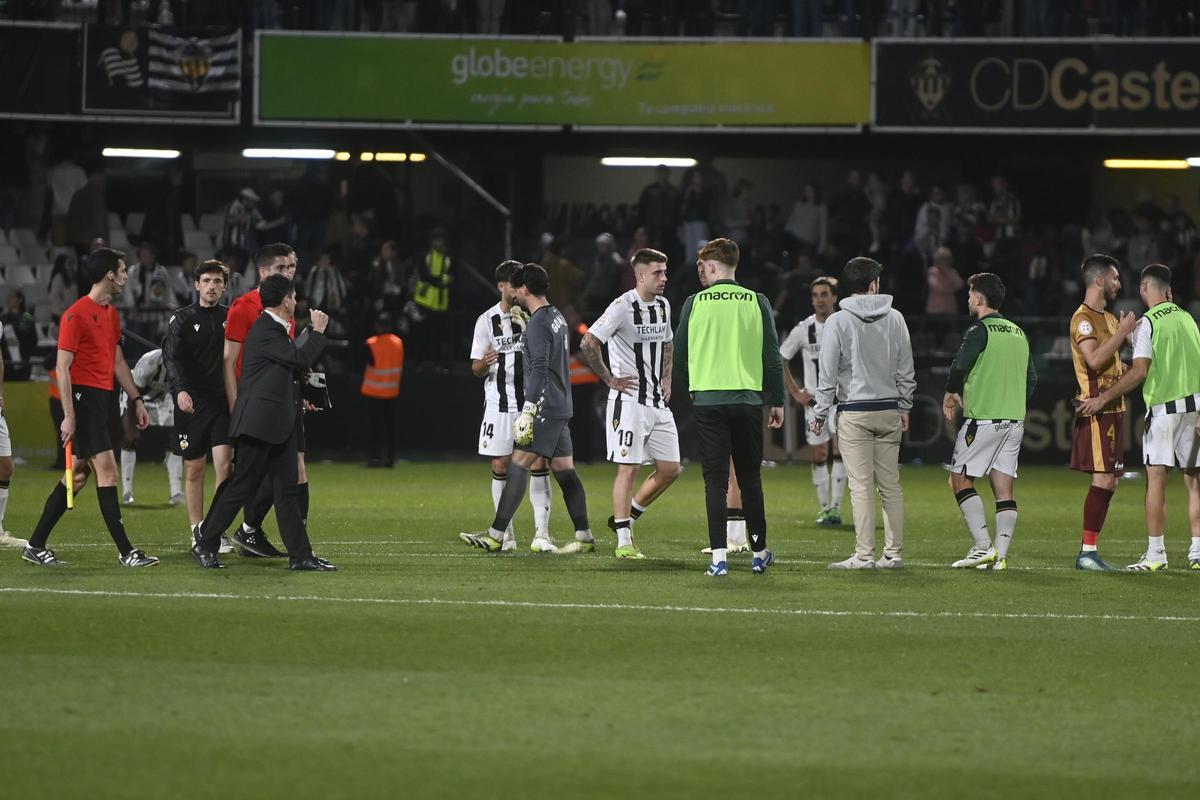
top-left (123, 493), bottom-right (135, 505)
top-left (501, 536), bottom-right (518, 552)
top-left (553, 539), bottom-right (596, 555)
top-left (828, 555), bottom-right (877, 570)
top-left (1127, 553), bottom-right (1168, 572)
top-left (218, 535), bottom-right (235, 555)
top-left (951, 546), bottom-right (996, 569)
top-left (530, 536), bottom-right (558, 553)
top-left (0, 531), bottom-right (29, 548)
top-left (169, 493), bottom-right (185, 506)
top-left (876, 555), bottom-right (904, 569)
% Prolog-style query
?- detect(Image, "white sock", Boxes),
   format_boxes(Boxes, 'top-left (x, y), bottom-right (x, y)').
top-left (121, 450), bottom-right (136, 496)
top-left (727, 519), bottom-right (747, 546)
top-left (0, 481), bottom-right (9, 529)
top-left (830, 458), bottom-right (847, 508)
top-left (995, 503), bottom-right (1017, 559)
top-left (242, 521), bottom-right (256, 534)
top-left (956, 491), bottom-right (991, 550)
top-left (811, 461), bottom-right (830, 510)
top-left (165, 453), bottom-right (183, 497)
top-left (488, 526), bottom-right (506, 541)
top-left (529, 471), bottom-right (552, 536)
top-left (711, 547), bottom-right (727, 565)
top-left (576, 529), bottom-right (593, 543)
top-left (1148, 534), bottom-right (1166, 557)
top-left (1190, 536), bottom-right (1200, 559)
top-left (614, 519), bottom-right (632, 547)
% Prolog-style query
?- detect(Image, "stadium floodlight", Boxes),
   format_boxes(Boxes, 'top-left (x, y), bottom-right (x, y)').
top-left (359, 152), bottom-right (374, 161)
top-left (408, 152), bottom-right (427, 163)
top-left (1102, 159), bottom-right (1190, 170)
top-left (242, 148), bottom-right (336, 159)
top-left (374, 152), bottom-right (407, 162)
top-left (335, 152), bottom-right (351, 161)
top-left (102, 148), bottom-right (180, 159)
top-left (1188, 157), bottom-right (1200, 167)
top-left (601, 157), bottom-right (697, 168)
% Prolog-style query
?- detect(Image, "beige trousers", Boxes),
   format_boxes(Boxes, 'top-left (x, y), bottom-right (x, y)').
top-left (837, 410), bottom-right (905, 560)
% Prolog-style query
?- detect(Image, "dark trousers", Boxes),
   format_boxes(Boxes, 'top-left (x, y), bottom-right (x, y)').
top-left (199, 431), bottom-right (312, 561)
top-left (367, 397), bottom-right (397, 463)
top-left (695, 404), bottom-right (767, 552)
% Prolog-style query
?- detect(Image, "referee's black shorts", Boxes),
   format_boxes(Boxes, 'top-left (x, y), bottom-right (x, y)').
top-left (72, 386), bottom-right (121, 459)
top-left (295, 409), bottom-right (306, 454)
top-left (175, 397), bottom-right (231, 461)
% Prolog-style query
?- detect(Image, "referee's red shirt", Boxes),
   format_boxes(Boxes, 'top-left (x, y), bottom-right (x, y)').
top-left (226, 288), bottom-right (296, 378)
top-left (58, 295), bottom-right (122, 391)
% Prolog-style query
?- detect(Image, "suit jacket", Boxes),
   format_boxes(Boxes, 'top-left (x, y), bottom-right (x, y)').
top-left (231, 315), bottom-right (327, 444)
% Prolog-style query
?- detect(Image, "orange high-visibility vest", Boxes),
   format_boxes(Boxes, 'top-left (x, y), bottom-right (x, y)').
top-left (569, 353), bottom-right (601, 386)
top-left (361, 334), bottom-right (405, 399)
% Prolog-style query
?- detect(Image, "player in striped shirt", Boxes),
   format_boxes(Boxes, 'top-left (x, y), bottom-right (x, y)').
top-left (461, 261), bottom-right (554, 552)
top-left (780, 277), bottom-right (846, 525)
top-left (117, 348), bottom-right (184, 507)
top-left (581, 248), bottom-right (682, 559)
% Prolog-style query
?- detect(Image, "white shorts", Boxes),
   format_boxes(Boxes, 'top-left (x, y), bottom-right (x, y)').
top-left (948, 419), bottom-right (1023, 479)
top-left (606, 397), bottom-right (680, 465)
top-left (805, 406), bottom-right (837, 447)
top-left (1142, 411), bottom-right (1200, 468)
top-left (478, 407), bottom-right (516, 457)
top-left (0, 412), bottom-right (10, 457)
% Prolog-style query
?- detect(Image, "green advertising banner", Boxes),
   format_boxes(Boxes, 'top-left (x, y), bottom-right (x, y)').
top-left (257, 35), bottom-right (869, 127)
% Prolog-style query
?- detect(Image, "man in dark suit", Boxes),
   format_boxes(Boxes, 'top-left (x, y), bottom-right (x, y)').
top-left (190, 274), bottom-right (334, 571)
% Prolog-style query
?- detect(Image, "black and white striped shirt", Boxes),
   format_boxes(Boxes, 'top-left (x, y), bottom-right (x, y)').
top-left (589, 290), bottom-right (672, 409)
top-left (471, 302), bottom-right (525, 413)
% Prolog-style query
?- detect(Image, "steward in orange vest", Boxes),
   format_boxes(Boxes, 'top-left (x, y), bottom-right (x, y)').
top-left (363, 314), bottom-right (404, 467)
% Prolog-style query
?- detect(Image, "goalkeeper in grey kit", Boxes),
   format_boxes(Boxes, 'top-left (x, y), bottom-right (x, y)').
top-left (460, 263), bottom-right (595, 553)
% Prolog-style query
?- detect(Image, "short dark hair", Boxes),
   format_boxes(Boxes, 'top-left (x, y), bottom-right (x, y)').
top-left (195, 259), bottom-right (229, 282)
top-left (1141, 263), bottom-right (1173, 290)
top-left (968, 272), bottom-right (1006, 309)
top-left (87, 247), bottom-right (125, 285)
top-left (631, 248), bottom-right (668, 268)
top-left (840, 257), bottom-right (882, 295)
top-left (511, 263), bottom-right (550, 297)
top-left (494, 260), bottom-right (523, 283)
top-left (697, 238), bottom-right (739, 268)
top-left (1081, 253), bottom-right (1120, 285)
top-left (811, 276), bottom-right (839, 296)
top-left (259, 274), bottom-right (294, 308)
top-left (254, 242), bottom-right (294, 272)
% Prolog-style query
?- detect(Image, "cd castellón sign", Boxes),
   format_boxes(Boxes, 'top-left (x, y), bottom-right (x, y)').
top-left (875, 39), bottom-right (1200, 132)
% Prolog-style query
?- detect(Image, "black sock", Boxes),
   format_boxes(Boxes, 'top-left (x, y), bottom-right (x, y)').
top-left (29, 482), bottom-right (69, 549)
top-left (491, 463), bottom-right (529, 531)
top-left (96, 485), bottom-right (134, 556)
top-left (727, 507), bottom-right (745, 523)
top-left (630, 503), bottom-right (644, 520)
top-left (298, 482), bottom-right (309, 526)
top-left (553, 468), bottom-right (590, 532)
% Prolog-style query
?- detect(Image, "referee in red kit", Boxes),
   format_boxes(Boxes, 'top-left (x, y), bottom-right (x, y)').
top-left (22, 248), bottom-right (159, 567)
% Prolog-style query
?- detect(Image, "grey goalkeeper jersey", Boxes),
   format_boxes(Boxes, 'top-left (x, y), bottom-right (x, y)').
top-left (522, 304), bottom-right (573, 419)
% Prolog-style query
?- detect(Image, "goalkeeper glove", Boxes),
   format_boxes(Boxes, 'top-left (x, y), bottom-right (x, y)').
top-left (510, 304), bottom-right (530, 326)
top-left (513, 401), bottom-right (538, 446)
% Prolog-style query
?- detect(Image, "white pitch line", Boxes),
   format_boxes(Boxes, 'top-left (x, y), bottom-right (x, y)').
top-left (1, 587), bottom-right (1196, 623)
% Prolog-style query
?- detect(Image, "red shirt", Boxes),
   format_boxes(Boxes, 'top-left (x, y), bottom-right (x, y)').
top-left (226, 289), bottom-right (296, 378)
top-left (58, 296), bottom-right (122, 391)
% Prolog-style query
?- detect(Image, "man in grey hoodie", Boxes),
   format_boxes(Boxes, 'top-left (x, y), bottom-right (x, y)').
top-left (811, 257), bottom-right (915, 569)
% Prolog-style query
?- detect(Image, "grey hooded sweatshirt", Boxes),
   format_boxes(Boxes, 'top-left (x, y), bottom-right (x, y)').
top-left (812, 293), bottom-right (915, 420)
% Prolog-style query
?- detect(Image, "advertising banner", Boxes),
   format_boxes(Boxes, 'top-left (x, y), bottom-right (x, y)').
top-left (83, 25), bottom-right (241, 121)
top-left (0, 23), bottom-right (79, 115)
top-left (257, 35), bottom-right (869, 128)
top-left (874, 39), bottom-right (1200, 133)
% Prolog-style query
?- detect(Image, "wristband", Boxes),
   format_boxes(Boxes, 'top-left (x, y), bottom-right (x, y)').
top-left (132, 396), bottom-right (145, 404)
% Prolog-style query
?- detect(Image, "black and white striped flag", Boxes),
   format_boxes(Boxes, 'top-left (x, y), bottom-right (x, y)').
top-left (147, 28), bottom-right (239, 94)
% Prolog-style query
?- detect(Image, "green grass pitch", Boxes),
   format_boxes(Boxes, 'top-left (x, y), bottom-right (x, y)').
top-left (1, 460), bottom-right (1197, 799)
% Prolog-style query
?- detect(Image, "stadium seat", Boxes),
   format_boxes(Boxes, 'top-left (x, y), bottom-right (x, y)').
top-left (166, 265), bottom-right (185, 285)
top-left (107, 211), bottom-right (123, 233)
top-left (23, 280), bottom-right (48, 309)
top-left (181, 214), bottom-right (197, 232)
top-left (126, 211), bottom-right (145, 236)
top-left (49, 245), bottom-right (75, 262)
top-left (0, 244), bottom-right (18, 264)
top-left (185, 230), bottom-right (214, 251)
top-left (35, 321), bottom-right (57, 348)
top-left (9, 227), bottom-right (43, 254)
top-left (198, 212), bottom-right (224, 235)
top-left (34, 263), bottom-right (53, 285)
top-left (33, 303), bottom-right (52, 323)
top-left (17, 242), bottom-right (48, 263)
top-left (5, 264), bottom-right (36, 285)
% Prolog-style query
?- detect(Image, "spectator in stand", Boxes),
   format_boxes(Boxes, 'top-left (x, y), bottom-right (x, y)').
top-left (679, 171), bottom-right (712, 257)
top-left (293, 164), bottom-right (334, 263)
top-left (949, 214), bottom-right (987, 279)
top-left (369, 239), bottom-right (411, 319)
top-left (478, 0), bottom-right (506, 33)
top-left (725, 179), bottom-right (754, 245)
top-left (952, 182), bottom-right (986, 228)
top-left (541, 234), bottom-right (585, 312)
top-left (2, 291), bottom-right (37, 363)
top-left (305, 250), bottom-right (349, 331)
top-left (886, 169), bottom-right (922, 252)
top-left (831, 168), bottom-right (872, 257)
top-left (865, 170), bottom-right (889, 254)
top-left (638, 166), bottom-right (680, 258)
top-left (343, 214), bottom-right (378, 283)
top-left (412, 228), bottom-right (454, 361)
top-left (139, 167), bottom-right (185, 263)
top-left (987, 175), bottom-right (1022, 240)
top-left (125, 243), bottom-right (179, 313)
top-left (914, 183), bottom-right (952, 242)
top-left (625, 226), bottom-right (650, 264)
top-left (785, 181), bottom-right (828, 256)
top-left (1128, 210), bottom-right (1161, 271)
top-left (66, 169), bottom-right (108, 256)
top-left (773, 251), bottom-right (822, 328)
top-left (221, 187), bottom-right (263, 273)
top-left (257, 189), bottom-right (293, 250)
top-left (47, 253), bottom-right (78, 323)
top-left (47, 152), bottom-right (87, 246)
top-left (582, 232), bottom-right (632, 318)
top-left (925, 246), bottom-right (964, 315)
top-left (897, 228), bottom-right (937, 311)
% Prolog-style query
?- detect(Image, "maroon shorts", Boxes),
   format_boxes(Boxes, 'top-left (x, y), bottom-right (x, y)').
top-left (1069, 413), bottom-right (1125, 473)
